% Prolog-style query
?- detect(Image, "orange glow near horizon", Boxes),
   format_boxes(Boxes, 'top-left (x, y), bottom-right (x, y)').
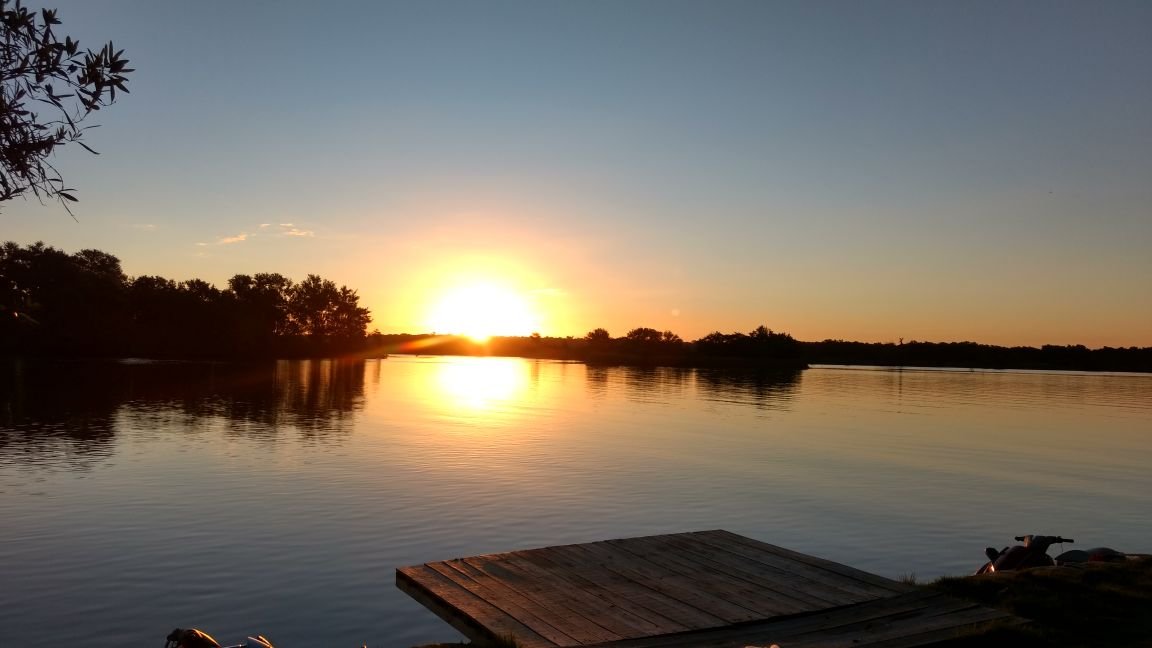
top-left (426, 280), bottom-right (542, 342)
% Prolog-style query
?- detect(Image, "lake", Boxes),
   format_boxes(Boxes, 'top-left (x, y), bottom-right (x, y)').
top-left (2, 357), bottom-right (1150, 647)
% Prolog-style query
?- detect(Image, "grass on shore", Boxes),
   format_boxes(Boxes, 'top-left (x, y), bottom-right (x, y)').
top-left (927, 557), bottom-right (1152, 647)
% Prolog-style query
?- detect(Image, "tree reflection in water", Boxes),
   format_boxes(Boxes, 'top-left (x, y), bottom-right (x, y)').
top-left (0, 358), bottom-right (366, 468)
top-left (694, 367), bottom-right (803, 410)
top-left (622, 366), bottom-right (693, 404)
top-left (582, 364), bottom-right (802, 410)
top-left (0, 359), bottom-right (119, 469)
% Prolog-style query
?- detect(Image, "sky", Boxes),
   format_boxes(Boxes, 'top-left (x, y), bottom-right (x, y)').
top-left (4, 0), bottom-right (1150, 347)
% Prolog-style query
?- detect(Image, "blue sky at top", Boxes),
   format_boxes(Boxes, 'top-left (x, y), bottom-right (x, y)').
top-left (5, 1), bottom-right (1150, 344)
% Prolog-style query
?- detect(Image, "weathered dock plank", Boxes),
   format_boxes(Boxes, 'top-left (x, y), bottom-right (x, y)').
top-left (396, 563), bottom-right (555, 648)
top-left (426, 560), bottom-right (580, 645)
top-left (506, 550), bottom-right (689, 636)
top-left (604, 535), bottom-right (817, 618)
top-left (639, 532), bottom-right (865, 608)
top-left (395, 531), bottom-right (1018, 648)
top-left (671, 532), bottom-right (892, 604)
top-left (581, 591), bottom-right (1018, 648)
top-left (562, 540), bottom-right (768, 624)
top-left (519, 546), bottom-right (713, 634)
top-left (596, 536), bottom-right (790, 621)
top-left (463, 553), bottom-right (635, 641)
top-left (704, 529), bottom-right (912, 593)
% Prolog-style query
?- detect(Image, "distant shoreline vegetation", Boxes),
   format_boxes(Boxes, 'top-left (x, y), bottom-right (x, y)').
top-left (376, 328), bottom-right (808, 371)
top-left (2, 242), bottom-right (1150, 372)
top-left (371, 333), bottom-right (1152, 373)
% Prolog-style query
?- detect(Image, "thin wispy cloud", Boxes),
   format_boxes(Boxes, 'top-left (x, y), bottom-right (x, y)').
top-left (198, 223), bottom-right (314, 246)
top-left (257, 222), bottom-right (314, 237)
top-left (196, 232), bottom-right (247, 246)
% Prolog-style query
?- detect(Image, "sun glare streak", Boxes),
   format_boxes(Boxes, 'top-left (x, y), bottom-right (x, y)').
top-left (394, 334), bottom-right (459, 353)
top-left (427, 281), bottom-right (540, 342)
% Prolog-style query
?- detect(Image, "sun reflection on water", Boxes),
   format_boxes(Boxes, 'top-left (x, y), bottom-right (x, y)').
top-left (433, 356), bottom-right (530, 413)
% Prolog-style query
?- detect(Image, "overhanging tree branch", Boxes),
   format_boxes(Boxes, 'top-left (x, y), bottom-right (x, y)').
top-left (1, 0), bottom-right (132, 216)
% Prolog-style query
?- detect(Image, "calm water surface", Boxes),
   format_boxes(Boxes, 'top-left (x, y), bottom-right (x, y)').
top-left (2, 357), bottom-right (1150, 647)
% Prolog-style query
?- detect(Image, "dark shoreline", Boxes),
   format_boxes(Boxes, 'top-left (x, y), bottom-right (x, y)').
top-left (8, 347), bottom-right (1152, 375)
top-left (6, 327), bottom-right (1151, 374)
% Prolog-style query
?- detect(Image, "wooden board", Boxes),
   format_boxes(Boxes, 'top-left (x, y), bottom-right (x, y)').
top-left (396, 530), bottom-right (1018, 648)
top-left (580, 590), bottom-right (1021, 648)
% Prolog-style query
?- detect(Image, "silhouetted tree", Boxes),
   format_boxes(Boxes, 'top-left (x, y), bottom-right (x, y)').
top-left (1, 1), bottom-right (132, 213)
top-left (68, 247), bottom-right (127, 347)
top-left (1, 242), bottom-right (376, 358)
top-left (695, 331), bottom-right (742, 353)
top-left (693, 326), bottom-right (798, 360)
top-left (126, 275), bottom-right (181, 355)
top-left (0, 241), bottom-right (125, 351)
top-left (1, 241), bottom-right (36, 315)
top-left (229, 272), bottom-right (292, 350)
top-left (619, 327), bottom-right (684, 358)
top-left (71, 248), bottom-right (124, 279)
top-left (747, 325), bottom-right (799, 358)
top-left (585, 328), bottom-right (611, 343)
top-left (286, 274), bottom-right (371, 341)
top-left (625, 327), bottom-right (664, 344)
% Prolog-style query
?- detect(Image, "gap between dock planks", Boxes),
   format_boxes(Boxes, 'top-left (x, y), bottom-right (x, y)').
top-left (396, 530), bottom-right (1017, 648)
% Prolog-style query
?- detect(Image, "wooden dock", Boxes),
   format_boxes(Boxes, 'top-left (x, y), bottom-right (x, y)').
top-left (396, 530), bottom-right (1019, 647)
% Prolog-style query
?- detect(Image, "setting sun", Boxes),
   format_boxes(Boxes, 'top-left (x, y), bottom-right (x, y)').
top-left (427, 281), bottom-right (540, 342)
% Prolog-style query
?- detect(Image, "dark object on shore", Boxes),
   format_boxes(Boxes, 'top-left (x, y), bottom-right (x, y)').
top-left (1054, 546), bottom-right (1128, 564)
top-left (976, 534), bottom-right (1131, 575)
top-left (165, 628), bottom-right (274, 648)
top-left (977, 534), bottom-right (1075, 574)
top-left (935, 555), bottom-right (1152, 647)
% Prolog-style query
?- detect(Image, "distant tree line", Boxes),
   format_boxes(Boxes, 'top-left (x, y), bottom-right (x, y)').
top-left (576, 324), bottom-right (804, 367)
top-left (1, 241), bottom-right (371, 357)
top-left (370, 325), bottom-right (806, 369)
top-left (371, 328), bottom-right (1151, 373)
top-left (800, 339), bottom-right (1152, 373)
